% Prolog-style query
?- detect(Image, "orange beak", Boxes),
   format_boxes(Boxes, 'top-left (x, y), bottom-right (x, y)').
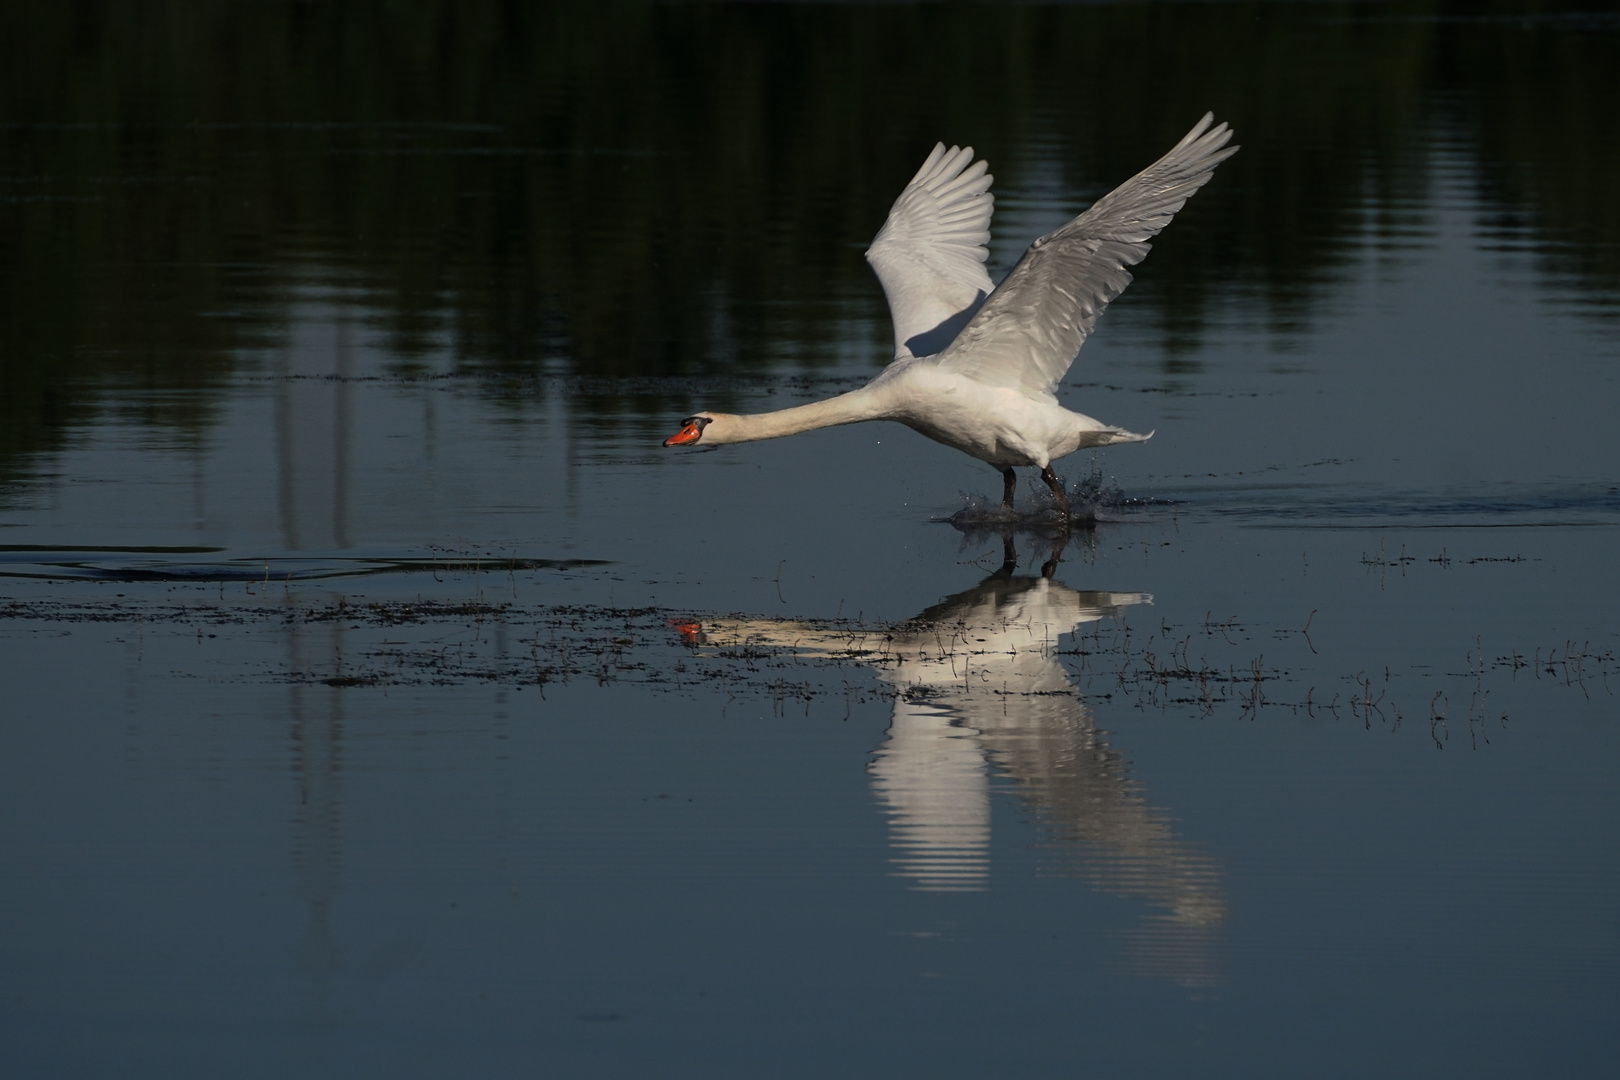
top-left (663, 420), bottom-right (704, 447)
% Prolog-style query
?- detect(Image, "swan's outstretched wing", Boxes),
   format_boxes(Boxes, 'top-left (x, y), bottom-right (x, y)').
top-left (865, 144), bottom-right (996, 360)
top-left (935, 114), bottom-right (1236, 397)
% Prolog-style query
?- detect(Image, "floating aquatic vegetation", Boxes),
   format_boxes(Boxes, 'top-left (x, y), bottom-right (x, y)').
top-left (2, 576), bottom-right (1608, 744)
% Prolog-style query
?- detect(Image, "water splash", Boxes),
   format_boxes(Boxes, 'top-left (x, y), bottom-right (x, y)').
top-left (946, 459), bottom-right (1129, 530)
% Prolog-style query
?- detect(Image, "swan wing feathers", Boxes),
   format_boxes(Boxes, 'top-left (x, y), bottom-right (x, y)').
top-left (865, 143), bottom-right (997, 359)
top-left (934, 113), bottom-right (1237, 396)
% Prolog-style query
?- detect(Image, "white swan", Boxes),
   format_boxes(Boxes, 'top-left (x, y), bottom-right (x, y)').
top-left (664, 113), bottom-right (1237, 516)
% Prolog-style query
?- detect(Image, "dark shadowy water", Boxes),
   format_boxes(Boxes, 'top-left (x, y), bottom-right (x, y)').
top-left (2, 2), bottom-right (1618, 1077)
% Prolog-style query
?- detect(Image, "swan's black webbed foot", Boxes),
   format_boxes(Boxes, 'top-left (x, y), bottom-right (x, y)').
top-left (1000, 467), bottom-right (1017, 513)
top-left (1040, 465), bottom-right (1071, 520)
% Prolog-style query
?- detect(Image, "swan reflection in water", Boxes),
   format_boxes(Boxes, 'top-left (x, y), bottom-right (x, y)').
top-left (683, 538), bottom-right (1226, 984)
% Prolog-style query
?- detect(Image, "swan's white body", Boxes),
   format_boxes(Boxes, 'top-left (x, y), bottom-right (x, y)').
top-left (665, 114), bottom-right (1237, 495)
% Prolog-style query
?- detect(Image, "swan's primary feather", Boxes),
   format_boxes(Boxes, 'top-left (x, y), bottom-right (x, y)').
top-left (932, 113), bottom-right (1237, 397)
top-left (865, 143), bottom-right (996, 360)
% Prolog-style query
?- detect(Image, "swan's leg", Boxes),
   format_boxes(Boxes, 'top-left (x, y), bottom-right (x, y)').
top-left (1040, 466), bottom-right (1071, 519)
top-left (1001, 467), bottom-right (1017, 513)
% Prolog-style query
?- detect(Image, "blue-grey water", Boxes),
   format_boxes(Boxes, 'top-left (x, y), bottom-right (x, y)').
top-left (2, 2), bottom-right (1618, 1077)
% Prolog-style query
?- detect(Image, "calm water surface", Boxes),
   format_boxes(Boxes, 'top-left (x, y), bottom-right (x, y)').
top-left (2, 3), bottom-right (1618, 1077)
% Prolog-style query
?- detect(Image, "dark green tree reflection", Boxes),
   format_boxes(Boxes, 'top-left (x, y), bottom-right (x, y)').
top-left (2, 1), bottom-right (1616, 489)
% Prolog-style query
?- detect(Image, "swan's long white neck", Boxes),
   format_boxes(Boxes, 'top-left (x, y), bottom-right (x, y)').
top-left (702, 387), bottom-right (889, 444)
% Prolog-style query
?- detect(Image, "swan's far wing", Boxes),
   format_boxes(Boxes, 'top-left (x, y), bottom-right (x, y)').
top-left (865, 144), bottom-right (996, 359)
top-left (935, 114), bottom-right (1236, 396)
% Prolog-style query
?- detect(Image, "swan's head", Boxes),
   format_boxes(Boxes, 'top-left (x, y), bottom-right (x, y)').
top-left (663, 414), bottom-right (715, 447)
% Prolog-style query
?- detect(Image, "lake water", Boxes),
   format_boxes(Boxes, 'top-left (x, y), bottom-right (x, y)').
top-left (2, 2), bottom-right (1618, 1077)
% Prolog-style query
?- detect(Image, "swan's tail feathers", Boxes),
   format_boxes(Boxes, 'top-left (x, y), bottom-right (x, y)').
top-left (1078, 425), bottom-right (1153, 449)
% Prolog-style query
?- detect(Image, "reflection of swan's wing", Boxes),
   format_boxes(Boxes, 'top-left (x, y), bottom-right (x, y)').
top-left (909, 578), bottom-right (1222, 936)
top-left (969, 690), bottom-right (1226, 986)
top-left (866, 144), bottom-right (996, 360)
top-left (867, 697), bottom-right (989, 892)
top-left (972, 693), bottom-right (1227, 920)
top-left (934, 114), bottom-right (1236, 397)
